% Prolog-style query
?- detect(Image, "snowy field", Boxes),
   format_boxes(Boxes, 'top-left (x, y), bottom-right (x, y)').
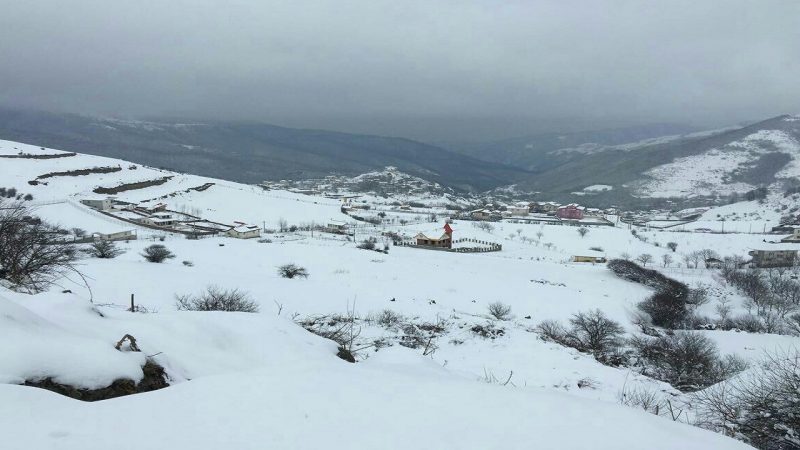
top-left (1, 139), bottom-right (797, 449)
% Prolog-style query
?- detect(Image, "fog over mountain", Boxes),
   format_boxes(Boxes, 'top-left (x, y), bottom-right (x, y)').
top-left (1, 0), bottom-right (798, 141)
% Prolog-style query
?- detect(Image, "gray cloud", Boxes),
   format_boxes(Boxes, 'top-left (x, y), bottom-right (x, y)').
top-left (0, 0), bottom-right (798, 141)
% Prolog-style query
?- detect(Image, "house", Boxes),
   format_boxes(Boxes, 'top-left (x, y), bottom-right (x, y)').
top-left (94, 230), bottom-right (136, 242)
top-left (584, 208), bottom-right (604, 217)
top-left (227, 223), bottom-right (261, 239)
top-left (557, 204), bottom-right (584, 220)
top-left (80, 198), bottom-right (113, 211)
top-left (141, 212), bottom-right (176, 227)
top-left (144, 203), bottom-right (168, 213)
top-left (781, 228), bottom-right (800, 243)
top-left (325, 222), bottom-right (349, 234)
top-left (748, 250), bottom-right (797, 268)
top-left (704, 257), bottom-right (724, 269)
top-left (537, 202), bottom-right (561, 213)
top-left (415, 223), bottom-right (453, 249)
top-left (572, 255), bottom-right (607, 263)
top-left (470, 209), bottom-right (492, 221)
top-left (507, 202), bottom-right (530, 217)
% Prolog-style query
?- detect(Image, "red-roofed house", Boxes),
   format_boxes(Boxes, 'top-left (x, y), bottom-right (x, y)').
top-left (557, 204), bottom-right (583, 220)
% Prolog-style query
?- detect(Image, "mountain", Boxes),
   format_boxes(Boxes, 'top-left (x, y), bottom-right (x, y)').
top-left (0, 107), bottom-right (528, 192)
top-left (506, 115), bottom-right (800, 198)
top-left (441, 123), bottom-right (701, 170)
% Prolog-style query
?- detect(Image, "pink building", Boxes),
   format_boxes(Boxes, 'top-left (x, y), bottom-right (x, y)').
top-left (556, 204), bottom-right (584, 220)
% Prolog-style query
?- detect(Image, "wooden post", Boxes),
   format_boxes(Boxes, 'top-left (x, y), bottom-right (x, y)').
top-left (130, 294), bottom-right (135, 312)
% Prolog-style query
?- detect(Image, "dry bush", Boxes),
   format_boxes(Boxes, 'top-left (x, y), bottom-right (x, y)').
top-left (693, 350), bottom-right (800, 449)
top-left (630, 331), bottom-right (747, 392)
top-left (487, 302), bottom-right (512, 321)
top-left (278, 263), bottom-right (309, 279)
top-left (565, 309), bottom-right (625, 360)
top-left (87, 240), bottom-right (125, 259)
top-left (537, 310), bottom-right (625, 365)
top-left (141, 244), bottom-right (175, 263)
top-left (175, 285), bottom-right (259, 313)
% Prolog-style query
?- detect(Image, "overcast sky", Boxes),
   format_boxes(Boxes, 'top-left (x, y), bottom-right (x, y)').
top-left (0, 0), bottom-right (798, 141)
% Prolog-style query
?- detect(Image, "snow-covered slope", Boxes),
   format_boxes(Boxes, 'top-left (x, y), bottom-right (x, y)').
top-left (0, 292), bottom-right (751, 450)
top-left (1, 138), bottom-right (793, 449)
top-left (637, 119), bottom-right (800, 198)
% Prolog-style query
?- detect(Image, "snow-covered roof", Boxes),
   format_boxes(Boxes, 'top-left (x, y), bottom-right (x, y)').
top-left (231, 225), bottom-right (260, 233)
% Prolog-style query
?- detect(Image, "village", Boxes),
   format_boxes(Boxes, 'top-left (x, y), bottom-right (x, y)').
top-left (71, 186), bottom-right (800, 272)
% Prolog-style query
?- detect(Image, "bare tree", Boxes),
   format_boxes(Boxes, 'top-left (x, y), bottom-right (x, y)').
top-left (474, 221), bottom-right (494, 233)
top-left (636, 253), bottom-right (654, 267)
top-left (0, 200), bottom-right (80, 291)
top-left (666, 242), bottom-right (678, 252)
top-left (698, 249), bottom-right (720, 268)
top-left (577, 227), bottom-right (589, 238)
top-left (661, 253), bottom-right (673, 267)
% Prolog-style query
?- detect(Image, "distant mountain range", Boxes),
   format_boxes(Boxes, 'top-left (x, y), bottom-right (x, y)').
top-left (0, 108), bottom-right (528, 192)
top-left (440, 123), bottom-right (701, 170)
top-left (1, 107), bottom-right (798, 205)
top-left (500, 115), bottom-right (800, 199)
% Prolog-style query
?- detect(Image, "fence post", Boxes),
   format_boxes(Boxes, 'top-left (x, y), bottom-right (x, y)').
top-left (129, 293), bottom-right (135, 312)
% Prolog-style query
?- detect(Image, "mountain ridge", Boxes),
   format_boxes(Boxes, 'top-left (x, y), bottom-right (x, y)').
top-left (0, 107), bottom-right (529, 193)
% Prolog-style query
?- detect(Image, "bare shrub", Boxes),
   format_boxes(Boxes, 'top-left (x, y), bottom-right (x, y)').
top-left (537, 310), bottom-right (624, 364)
top-left (487, 302), bottom-right (512, 320)
top-left (577, 227), bottom-right (589, 238)
top-left (666, 242), bottom-right (678, 252)
top-left (278, 263), bottom-right (309, 279)
top-left (630, 331), bottom-right (747, 392)
top-left (608, 259), bottom-right (691, 328)
top-left (298, 311), bottom-right (361, 362)
top-left (141, 244), bottom-right (175, 263)
top-left (618, 383), bottom-right (667, 416)
top-left (175, 286), bottom-right (259, 312)
top-left (357, 237), bottom-right (377, 250)
top-left (376, 309), bottom-right (403, 328)
top-left (693, 350), bottom-right (800, 450)
top-left (565, 309), bottom-right (625, 363)
top-left (536, 320), bottom-right (569, 345)
top-left (87, 240), bottom-right (125, 259)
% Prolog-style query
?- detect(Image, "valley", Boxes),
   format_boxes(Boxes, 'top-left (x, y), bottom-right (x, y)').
top-left (1, 137), bottom-right (798, 449)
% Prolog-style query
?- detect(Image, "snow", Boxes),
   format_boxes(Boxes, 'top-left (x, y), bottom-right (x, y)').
top-left (584, 184), bottom-right (614, 192)
top-left (636, 129), bottom-right (800, 198)
top-left (0, 138), bottom-right (794, 449)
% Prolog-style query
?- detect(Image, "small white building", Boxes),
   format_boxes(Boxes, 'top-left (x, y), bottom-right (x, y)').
top-left (228, 224), bottom-right (261, 239)
top-left (508, 202), bottom-right (530, 217)
top-left (94, 230), bottom-right (136, 242)
top-left (80, 198), bottom-right (113, 211)
top-left (141, 212), bottom-right (176, 227)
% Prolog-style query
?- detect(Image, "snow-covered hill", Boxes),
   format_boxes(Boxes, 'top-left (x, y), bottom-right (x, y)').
top-left (1, 138), bottom-right (795, 449)
top-left (636, 117), bottom-right (800, 198)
